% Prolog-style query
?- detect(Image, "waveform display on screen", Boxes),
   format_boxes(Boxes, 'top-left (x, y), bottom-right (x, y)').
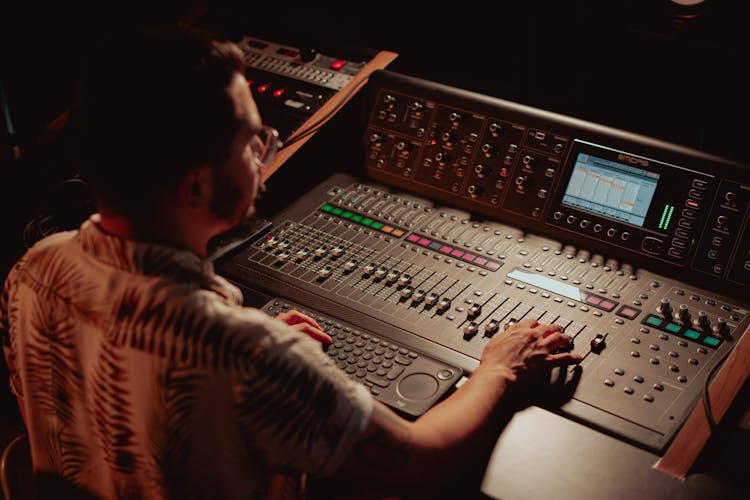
top-left (562, 153), bottom-right (660, 227)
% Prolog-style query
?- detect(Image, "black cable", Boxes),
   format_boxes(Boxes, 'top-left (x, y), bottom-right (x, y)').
top-left (280, 74), bottom-right (370, 150)
top-left (702, 344), bottom-right (734, 430)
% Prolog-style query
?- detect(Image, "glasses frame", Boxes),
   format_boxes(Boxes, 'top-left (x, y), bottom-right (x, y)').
top-left (253, 124), bottom-right (282, 169)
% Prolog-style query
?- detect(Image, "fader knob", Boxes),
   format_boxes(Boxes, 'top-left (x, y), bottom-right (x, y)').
top-left (484, 319), bottom-right (500, 337)
top-left (467, 304), bottom-right (482, 320)
top-left (362, 263), bottom-right (376, 277)
top-left (412, 289), bottom-right (426, 304)
top-left (437, 297), bottom-right (452, 312)
top-left (463, 322), bottom-right (479, 340)
top-left (425, 292), bottom-right (440, 307)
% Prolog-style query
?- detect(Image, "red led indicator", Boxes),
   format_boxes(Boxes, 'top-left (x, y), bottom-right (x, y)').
top-left (246, 78), bottom-right (254, 86)
top-left (256, 83), bottom-right (269, 93)
top-left (273, 88), bottom-right (285, 98)
top-left (330, 59), bottom-right (346, 70)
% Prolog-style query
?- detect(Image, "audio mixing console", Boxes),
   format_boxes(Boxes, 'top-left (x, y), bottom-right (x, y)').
top-left (215, 70), bottom-right (750, 454)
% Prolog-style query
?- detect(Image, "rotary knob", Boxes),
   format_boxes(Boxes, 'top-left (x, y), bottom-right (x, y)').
top-left (677, 304), bottom-right (691, 325)
top-left (467, 185), bottom-right (484, 199)
top-left (474, 164), bottom-right (490, 178)
top-left (515, 176), bottom-right (530, 189)
top-left (657, 298), bottom-right (672, 319)
top-left (713, 317), bottom-right (731, 339)
top-left (441, 131), bottom-right (458, 144)
top-left (694, 310), bottom-right (711, 332)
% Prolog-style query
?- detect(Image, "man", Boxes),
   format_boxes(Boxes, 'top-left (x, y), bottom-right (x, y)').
top-left (0, 25), bottom-right (581, 499)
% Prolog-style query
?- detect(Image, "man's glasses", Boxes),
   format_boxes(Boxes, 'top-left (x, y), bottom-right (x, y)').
top-left (252, 124), bottom-right (282, 169)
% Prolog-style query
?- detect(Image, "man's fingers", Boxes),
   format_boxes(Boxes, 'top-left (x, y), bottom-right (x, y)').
top-left (290, 323), bottom-right (332, 344)
top-left (277, 310), bottom-right (320, 329)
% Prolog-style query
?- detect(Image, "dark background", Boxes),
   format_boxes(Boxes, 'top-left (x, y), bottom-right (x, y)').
top-left (1, 0), bottom-right (749, 492)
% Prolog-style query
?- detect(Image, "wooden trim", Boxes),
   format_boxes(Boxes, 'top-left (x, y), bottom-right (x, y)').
top-left (654, 324), bottom-right (750, 479)
top-left (261, 50), bottom-right (399, 182)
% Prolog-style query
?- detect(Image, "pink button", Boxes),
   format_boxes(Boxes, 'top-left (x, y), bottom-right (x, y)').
top-left (406, 234), bottom-right (420, 242)
top-left (586, 295), bottom-right (602, 305)
top-left (451, 249), bottom-right (464, 257)
top-left (600, 300), bottom-right (616, 310)
top-left (440, 245), bottom-right (453, 254)
top-left (474, 257), bottom-right (488, 265)
top-left (462, 253), bottom-right (476, 262)
top-left (487, 262), bottom-right (500, 270)
top-left (418, 238), bottom-right (431, 246)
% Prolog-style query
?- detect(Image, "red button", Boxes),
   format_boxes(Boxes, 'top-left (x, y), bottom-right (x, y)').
top-left (330, 59), bottom-right (346, 70)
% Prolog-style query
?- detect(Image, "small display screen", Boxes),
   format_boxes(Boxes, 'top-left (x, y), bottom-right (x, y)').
top-left (561, 152), bottom-right (660, 227)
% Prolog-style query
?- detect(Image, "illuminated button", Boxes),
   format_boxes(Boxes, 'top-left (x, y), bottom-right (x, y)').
top-left (683, 329), bottom-right (700, 340)
top-left (391, 229), bottom-right (405, 237)
top-left (599, 300), bottom-right (616, 311)
top-left (702, 336), bottom-right (720, 347)
top-left (330, 59), bottom-right (346, 70)
top-left (665, 323), bottom-right (681, 333)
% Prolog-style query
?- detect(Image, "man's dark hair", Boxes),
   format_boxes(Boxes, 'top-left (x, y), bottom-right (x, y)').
top-left (72, 25), bottom-right (245, 219)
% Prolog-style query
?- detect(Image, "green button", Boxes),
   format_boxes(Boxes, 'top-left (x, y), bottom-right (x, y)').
top-left (665, 323), bottom-right (681, 333)
top-left (646, 315), bottom-right (662, 327)
top-left (682, 328), bottom-right (700, 339)
top-left (361, 218), bottom-right (373, 226)
top-left (702, 336), bottom-right (720, 347)
top-left (351, 214), bottom-right (363, 222)
top-left (371, 222), bottom-right (384, 229)
top-left (321, 204), bottom-right (333, 212)
top-left (331, 207), bottom-right (343, 215)
top-left (341, 211), bottom-right (353, 219)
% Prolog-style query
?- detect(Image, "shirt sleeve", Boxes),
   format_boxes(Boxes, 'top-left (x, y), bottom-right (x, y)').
top-left (227, 307), bottom-right (373, 476)
top-left (1, 262), bottom-right (22, 399)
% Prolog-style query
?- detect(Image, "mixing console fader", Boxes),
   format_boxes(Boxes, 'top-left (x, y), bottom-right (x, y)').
top-left (216, 70), bottom-right (750, 454)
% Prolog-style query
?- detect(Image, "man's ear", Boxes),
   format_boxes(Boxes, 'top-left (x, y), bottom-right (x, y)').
top-left (179, 166), bottom-right (212, 209)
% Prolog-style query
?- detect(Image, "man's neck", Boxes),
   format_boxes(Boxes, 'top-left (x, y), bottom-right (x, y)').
top-left (96, 209), bottom-right (211, 258)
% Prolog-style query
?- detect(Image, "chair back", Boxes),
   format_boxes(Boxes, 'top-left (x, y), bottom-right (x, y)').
top-left (0, 432), bottom-right (35, 500)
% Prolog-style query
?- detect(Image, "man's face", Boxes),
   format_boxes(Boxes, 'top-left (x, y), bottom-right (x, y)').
top-left (210, 72), bottom-right (265, 226)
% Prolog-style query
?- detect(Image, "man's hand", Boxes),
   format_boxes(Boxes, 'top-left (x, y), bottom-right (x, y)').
top-left (479, 318), bottom-right (582, 384)
top-left (275, 310), bottom-right (332, 344)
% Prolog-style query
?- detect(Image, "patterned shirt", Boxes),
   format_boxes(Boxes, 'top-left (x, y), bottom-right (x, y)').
top-left (0, 214), bottom-right (373, 499)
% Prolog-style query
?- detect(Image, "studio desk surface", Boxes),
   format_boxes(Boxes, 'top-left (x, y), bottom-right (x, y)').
top-left (211, 65), bottom-right (750, 500)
